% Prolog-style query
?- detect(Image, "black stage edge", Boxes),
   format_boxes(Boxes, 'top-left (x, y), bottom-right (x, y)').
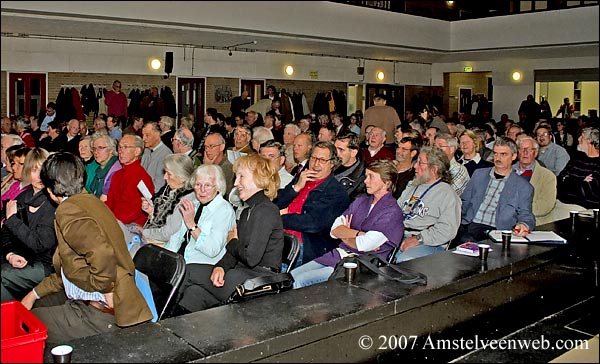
top-left (42, 217), bottom-right (598, 363)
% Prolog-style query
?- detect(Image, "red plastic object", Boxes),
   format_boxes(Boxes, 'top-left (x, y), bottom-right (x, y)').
top-left (1, 300), bottom-right (48, 363)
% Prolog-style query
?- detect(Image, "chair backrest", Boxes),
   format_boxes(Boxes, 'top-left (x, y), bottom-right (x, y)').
top-left (282, 232), bottom-right (300, 273)
top-left (133, 244), bottom-right (186, 321)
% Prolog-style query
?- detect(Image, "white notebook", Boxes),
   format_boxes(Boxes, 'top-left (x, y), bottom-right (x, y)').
top-left (487, 230), bottom-right (567, 244)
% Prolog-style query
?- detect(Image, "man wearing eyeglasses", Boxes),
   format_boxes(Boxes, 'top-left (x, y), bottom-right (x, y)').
top-left (277, 141), bottom-right (350, 267)
top-left (202, 132), bottom-right (233, 196)
top-left (105, 80), bottom-right (128, 127)
top-left (514, 136), bottom-right (556, 226)
top-left (535, 125), bottom-right (570, 176)
top-left (141, 122), bottom-right (172, 191)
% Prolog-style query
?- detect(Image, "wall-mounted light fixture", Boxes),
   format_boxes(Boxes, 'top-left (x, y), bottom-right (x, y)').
top-left (150, 58), bottom-right (161, 70)
top-left (376, 71), bottom-right (385, 81)
top-left (285, 65), bottom-right (294, 76)
top-left (225, 40), bottom-right (258, 57)
top-left (512, 71), bottom-right (522, 81)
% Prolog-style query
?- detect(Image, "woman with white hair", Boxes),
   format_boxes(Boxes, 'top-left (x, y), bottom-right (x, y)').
top-left (140, 154), bottom-right (195, 244)
top-left (163, 164), bottom-right (236, 265)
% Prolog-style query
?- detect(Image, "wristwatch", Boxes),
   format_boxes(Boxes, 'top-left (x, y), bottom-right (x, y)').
top-left (415, 233), bottom-right (424, 244)
top-left (189, 225), bottom-right (198, 233)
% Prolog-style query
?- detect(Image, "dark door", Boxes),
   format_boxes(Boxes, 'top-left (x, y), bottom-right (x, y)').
top-left (365, 83), bottom-right (405, 117)
top-left (241, 79), bottom-right (265, 106)
top-left (9, 73), bottom-right (46, 118)
top-left (177, 78), bottom-right (205, 126)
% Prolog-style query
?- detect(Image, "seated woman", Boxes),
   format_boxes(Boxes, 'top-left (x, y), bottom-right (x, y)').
top-left (173, 153), bottom-right (283, 314)
top-left (1, 148), bottom-right (56, 302)
top-left (1, 145), bottom-right (24, 195)
top-left (140, 154), bottom-right (195, 245)
top-left (1, 146), bottom-right (31, 223)
top-left (163, 163), bottom-right (235, 263)
top-left (86, 133), bottom-right (121, 201)
top-left (291, 159), bottom-right (403, 288)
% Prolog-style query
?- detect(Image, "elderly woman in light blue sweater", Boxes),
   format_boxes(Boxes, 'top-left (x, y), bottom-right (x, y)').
top-left (164, 164), bottom-right (236, 265)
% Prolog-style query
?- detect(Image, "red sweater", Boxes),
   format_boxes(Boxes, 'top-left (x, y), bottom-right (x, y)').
top-left (105, 160), bottom-right (154, 226)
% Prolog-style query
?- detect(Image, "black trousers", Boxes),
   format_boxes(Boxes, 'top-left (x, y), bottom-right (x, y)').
top-left (176, 264), bottom-right (272, 313)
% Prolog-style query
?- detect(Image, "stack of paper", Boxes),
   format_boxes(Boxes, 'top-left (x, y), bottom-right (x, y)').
top-left (452, 242), bottom-right (492, 257)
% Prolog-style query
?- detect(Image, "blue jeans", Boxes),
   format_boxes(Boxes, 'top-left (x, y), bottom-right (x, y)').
top-left (394, 244), bottom-right (445, 263)
top-left (290, 260), bottom-right (334, 289)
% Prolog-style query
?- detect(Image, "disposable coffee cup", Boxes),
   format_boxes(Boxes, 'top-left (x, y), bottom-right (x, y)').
top-left (570, 210), bottom-right (578, 233)
top-left (501, 230), bottom-right (512, 249)
top-left (343, 262), bottom-right (358, 283)
top-left (51, 345), bottom-right (73, 364)
top-left (478, 244), bottom-right (490, 261)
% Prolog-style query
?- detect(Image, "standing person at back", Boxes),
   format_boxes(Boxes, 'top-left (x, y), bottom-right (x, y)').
top-left (361, 94), bottom-right (400, 148)
top-left (104, 80), bottom-right (128, 128)
top-left (141, 122), bottom-right (172, 191)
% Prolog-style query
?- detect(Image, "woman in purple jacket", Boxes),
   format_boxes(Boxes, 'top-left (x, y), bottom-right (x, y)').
top-left (291, 159), bottom-right (404, 288)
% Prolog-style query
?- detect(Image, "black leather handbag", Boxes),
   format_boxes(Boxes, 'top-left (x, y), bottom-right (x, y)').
top-left (329, 253), bottom-right (427, 286)
top-left (227, 272), bottom-right (295, 303)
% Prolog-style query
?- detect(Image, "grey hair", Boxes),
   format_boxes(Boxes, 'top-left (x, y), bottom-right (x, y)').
top-left (310, 141), bottom-right (341, 169)
top-left (91, 133), bottom-right (118, 156)
top-left (284, 123), bottom-right (301, 135)
top-left (493, 136), bottom-right (518, 155)
top-left (179, 116), bottom-right (193, 130)
top-left (435, 133), bottom-right (458, 149)
top-left (516, 135), bottom-right (539, 151)
top-left (163, 154), bottom-right (194, 189)
top-left (192, 164), bottom-right (227, 196)
top-left (159, 116), bottom-right (175, 128)
top-left (175, 128), bottom-right (194, 148)
top-left (16, 117), bottom-right (30, 131)
top-left (3, 134), bottom-right (24, 146)
top-left (582, 127), bottom-right (599, 149)
top-left (252, 126), bottom-right (274, 145)
top-left (421, 146), bottom-right (451, 185)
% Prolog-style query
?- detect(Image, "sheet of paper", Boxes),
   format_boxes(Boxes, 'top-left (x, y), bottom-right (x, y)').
top-left (137, 180), bottom-right (153, 202)
top-left (487, 230), bottom-right (529, 243)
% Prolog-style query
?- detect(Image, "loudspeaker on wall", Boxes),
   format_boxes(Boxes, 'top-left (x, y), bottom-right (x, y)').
top-left (165, 52), bottom-right (173, 74)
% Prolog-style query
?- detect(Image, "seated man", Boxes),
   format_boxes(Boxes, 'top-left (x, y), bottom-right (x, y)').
top-left (360, 127), bottom-right (394, 164)
top-left (333, 132), bottom-right (366, 202)
top-left (395, 146), bottom-right (461, 262)
top-left (203, 132), bottom-right (234, 196)
top-left (21, 152), bottom-right (152, 345)
top-left (106, 134), bottom-right (155, 226)
top-left (434, 133), bottom-right (470, 196)
top-left (392, 135), bottom-right (421, 198)
top-left (259, 140), bottom-right (294, 189)
top-left (535, 125), bottom-right (570, 176)
top-left (557, 127), bottom-right (599, 210)
top-left (514, 136), bottom-right (557, 226)
top-left (457, 136), bottom-right (535, 243)
top-left (277, 141), bottom-right (350, 267)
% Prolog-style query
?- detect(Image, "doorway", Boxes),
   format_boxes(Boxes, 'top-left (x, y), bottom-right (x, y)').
top-left (241, 80), bottom-right (265, 106)
top-left (177, 78), bottom-right (205, 126)
top-left (459, 88), bottom-right (472, 114)
top-left (365, 84), bottom-right (405, 118)
top-left (8, 73), bottom-right (46, 118)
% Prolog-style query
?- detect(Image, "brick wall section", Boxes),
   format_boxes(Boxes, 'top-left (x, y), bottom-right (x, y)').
top-left (206, 77), bottom-right (239, 115)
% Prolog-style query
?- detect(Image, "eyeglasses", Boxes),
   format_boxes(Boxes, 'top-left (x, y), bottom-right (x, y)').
top-left (205, 144), bottom-right (223, 149)
top-left (416, 160), bottom-right (430, 166)
top-left (92, 146), bottom-right (108, 152)
top-left (195, 183), bottom-right (216, 190)
top-left (234, 131), bottom-right (250, 136)
top-left (536, 132), bottom-right (550, 138)
top-left (118, 145), bottom-right (137, 150)
top-left (518, 147), bottom-right (536, 153)
top-left (310, 156), bottom-right (332, 164)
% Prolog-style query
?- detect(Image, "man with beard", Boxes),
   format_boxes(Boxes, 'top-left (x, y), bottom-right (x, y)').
top-left (395, 146), bottom-right (460, 262)
top-left (456, 136), bottom-right (535, 244)
top-left (392, 135), bottom-right (421, 198)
